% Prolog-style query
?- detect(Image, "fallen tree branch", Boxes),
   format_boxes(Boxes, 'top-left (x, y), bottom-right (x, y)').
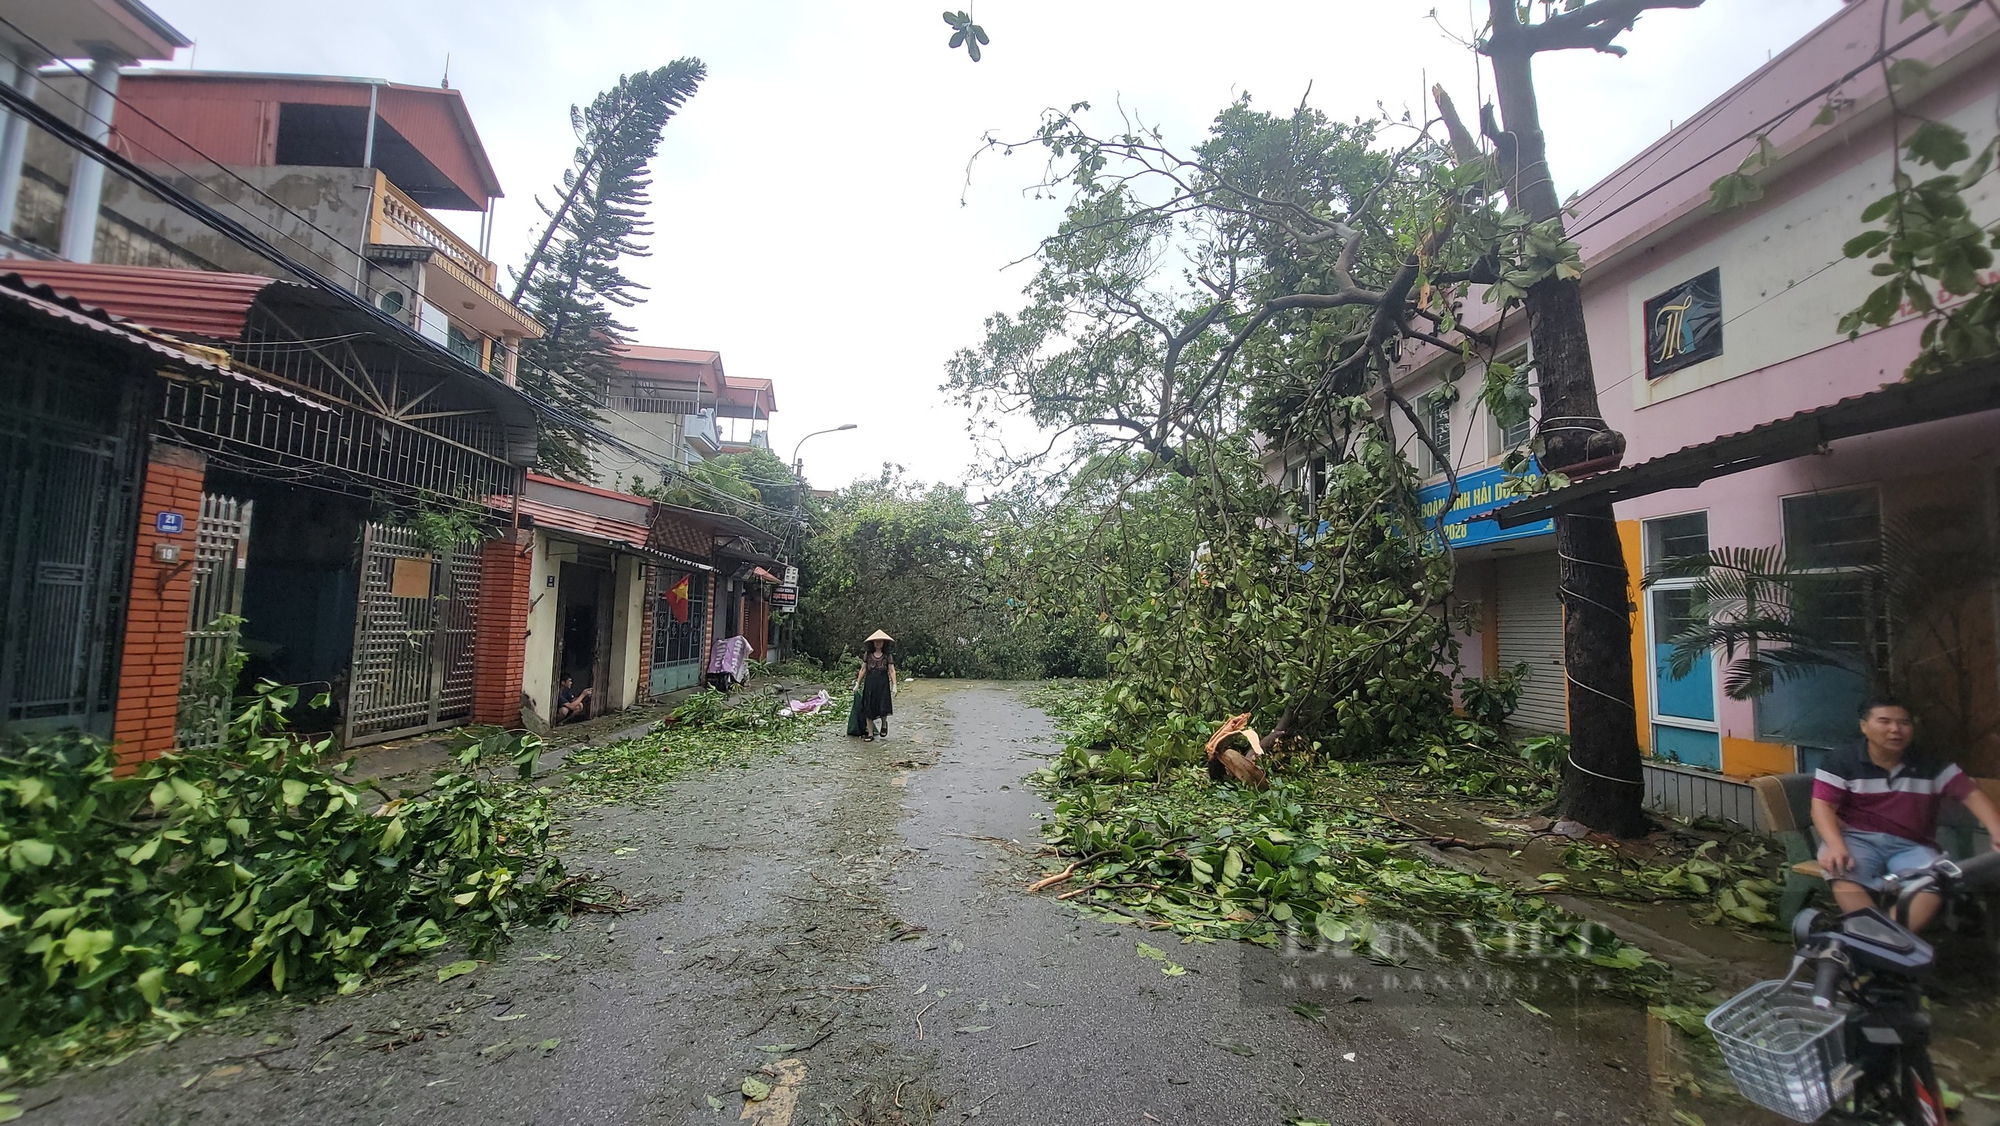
top-left (1026, 863), bottom-right (1080, 894)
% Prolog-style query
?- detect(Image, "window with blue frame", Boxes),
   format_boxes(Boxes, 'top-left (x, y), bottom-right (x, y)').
top-left (1644, 511), bottom-right (1722, 769)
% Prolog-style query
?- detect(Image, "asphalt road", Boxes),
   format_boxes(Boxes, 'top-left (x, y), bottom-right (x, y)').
top-left (34, 680), bottom-right (1737, 1126)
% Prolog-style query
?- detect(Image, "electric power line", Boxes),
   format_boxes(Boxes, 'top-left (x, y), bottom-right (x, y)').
top-left (0, 59), bottom-right (797, 536)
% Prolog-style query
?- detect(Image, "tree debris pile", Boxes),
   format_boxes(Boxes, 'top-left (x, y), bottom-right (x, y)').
top-left (1024, 679), bottom-right (1798, 1001)
top-left (0, 685), bottom-right (568, 1061)
top-left (1024, 687), bottom-right (1668, 987)
top-left (560, 688), bottom-right (850, 805)
top-left (1027, 740), bottom-right (1665, 985)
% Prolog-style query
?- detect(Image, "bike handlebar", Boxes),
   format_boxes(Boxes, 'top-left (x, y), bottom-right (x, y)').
top-left (1957, 849), bottom-right (2000, 890)
top-left (1881, 849), bottom-right (2000, 896)
top-left (1810, 954), bottom-right (1844, 1010)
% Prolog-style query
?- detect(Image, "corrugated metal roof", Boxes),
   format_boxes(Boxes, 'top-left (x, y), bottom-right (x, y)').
top-left (488, 494), bottom-right (708, 569)
top-left (1492, 359), bottom-right (2000, 528)
top-left (0, 272), bottom-right (331, 412)
top-left (512, 496), bottom-right (652, 547)
top-left (0, 261), bottom-right (281, 340)
top-left (0, 274), bottom-right (225, 370)
top-left (525, 472), bottom-right (654, 507)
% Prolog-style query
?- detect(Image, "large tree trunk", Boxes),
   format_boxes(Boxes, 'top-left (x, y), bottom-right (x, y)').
top-left (1488, 6), bottom-right (1650, 835)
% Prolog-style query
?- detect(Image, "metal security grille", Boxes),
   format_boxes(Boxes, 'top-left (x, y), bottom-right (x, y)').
top-left (344, 522), bottom-right (480, 745)
top-left (0, 346), bottom-right (140, 736)
top-left (649, 569), bottom-right (708, 696)
top-left (156, 303), bottom-right (523, 506)
top-left (437, 547), bottom-right (480, 723)
top-left (177, 495), bottom-right (253, 751)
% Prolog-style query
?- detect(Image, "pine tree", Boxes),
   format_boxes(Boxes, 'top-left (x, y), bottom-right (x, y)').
top-left (513, 60), bottom-right (707, 480)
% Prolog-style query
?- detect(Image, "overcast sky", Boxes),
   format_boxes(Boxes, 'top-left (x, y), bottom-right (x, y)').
top-left (144, 0), bottom-right (1841, 490)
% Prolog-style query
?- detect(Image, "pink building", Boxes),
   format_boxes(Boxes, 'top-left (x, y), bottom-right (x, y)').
top-left (1379, 0), bottom-right (2000, 814)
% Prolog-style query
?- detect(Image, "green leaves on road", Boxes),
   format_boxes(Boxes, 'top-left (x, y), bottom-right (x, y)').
top-left (1134, 941), bottom-right (1188, 976)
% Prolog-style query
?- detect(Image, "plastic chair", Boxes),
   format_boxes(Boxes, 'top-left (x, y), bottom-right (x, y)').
top-left (1749, 773), bottom-right (1824, 927)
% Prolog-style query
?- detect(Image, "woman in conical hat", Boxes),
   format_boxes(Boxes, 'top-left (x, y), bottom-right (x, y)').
top-left (852, 629), bottom-right (897, 740)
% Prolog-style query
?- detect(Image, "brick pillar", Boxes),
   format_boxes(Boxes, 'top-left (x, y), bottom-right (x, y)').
top-left (111, 443), bottom-right (206, 768)
top-left (471, 531), bottom-right (532, 727)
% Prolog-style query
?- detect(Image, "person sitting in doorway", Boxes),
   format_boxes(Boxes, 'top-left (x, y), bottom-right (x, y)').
top-left (555, 676), bottom-right (593, 725)
top-left (1812, 697), bottom-right (2000, 931)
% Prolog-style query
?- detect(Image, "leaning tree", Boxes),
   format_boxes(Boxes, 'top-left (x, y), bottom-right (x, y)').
top-left (513, 60), bottom-right (707, 480)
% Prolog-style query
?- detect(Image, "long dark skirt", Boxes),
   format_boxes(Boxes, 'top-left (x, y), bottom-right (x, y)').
top-left (859, 668), bottom-right (894, 721)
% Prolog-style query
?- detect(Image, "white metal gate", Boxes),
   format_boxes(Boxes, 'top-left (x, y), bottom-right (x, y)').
top-left (177, 494), bottom-right (253, 751)
top-left (344, 522), bottom-right (480, 745)
top-left (1497, 551), bottom-right (1568, 733)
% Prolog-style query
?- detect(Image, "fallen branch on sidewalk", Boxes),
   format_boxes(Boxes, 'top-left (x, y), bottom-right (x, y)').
top-left (1025, 863), bottom-right (1079, 893)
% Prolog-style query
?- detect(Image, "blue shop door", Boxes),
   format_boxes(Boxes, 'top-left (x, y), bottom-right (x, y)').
top-left (1650, 587), bottom-right (1721, 769)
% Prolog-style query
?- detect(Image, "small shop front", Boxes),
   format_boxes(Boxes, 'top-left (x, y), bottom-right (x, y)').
top-left (1419, 462), bottom-right (1566, 733)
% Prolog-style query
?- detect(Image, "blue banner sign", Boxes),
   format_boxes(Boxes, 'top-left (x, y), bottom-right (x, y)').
top-left (1416, 463), bottom-right (1555, 549)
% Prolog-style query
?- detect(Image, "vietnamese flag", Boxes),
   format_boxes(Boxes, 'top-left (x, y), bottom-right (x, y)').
top-left (665, 573), bottom-right (691, 622)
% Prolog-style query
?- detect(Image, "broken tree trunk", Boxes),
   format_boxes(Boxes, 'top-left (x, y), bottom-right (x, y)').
top-left (1204, 713), bottom-right (1270, 790)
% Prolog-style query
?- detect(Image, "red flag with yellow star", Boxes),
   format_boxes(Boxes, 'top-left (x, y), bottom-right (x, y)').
top-left (665, 573), bottom-right (691, 623)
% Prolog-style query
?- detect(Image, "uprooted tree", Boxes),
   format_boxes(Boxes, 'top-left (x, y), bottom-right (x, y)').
top-left (955, 0), bottom-right (1715, 833)
top-left (951, 95), bottom-right (1514, 771)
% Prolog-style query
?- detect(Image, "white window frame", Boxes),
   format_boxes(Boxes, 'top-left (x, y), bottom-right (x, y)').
top-left (1486, 343), bottom-right (1534, 458)
top-left (1641, 509), bottom-right (1721, 737)
top-left (1423, 396), bottom-right (1452, 479)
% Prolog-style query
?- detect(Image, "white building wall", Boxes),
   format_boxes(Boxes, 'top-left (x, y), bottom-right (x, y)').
top-left (605, 555), bottom-right (647, 711)
top-left (522, 532), bottom-right (566, 729)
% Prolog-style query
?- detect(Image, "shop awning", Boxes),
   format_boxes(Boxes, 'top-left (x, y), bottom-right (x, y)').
top-left (1492, 358), bottom-right (2000, 529)
top-left (494, 496), bottom-right (711, 570)
top-left (653, 501), bottom-right (776, 545)
top-left (750, 566), bottom-right (781, 584)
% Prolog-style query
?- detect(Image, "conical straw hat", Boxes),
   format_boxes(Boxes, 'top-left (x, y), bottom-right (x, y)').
top-left (865, 629), bottom-right (894, 643)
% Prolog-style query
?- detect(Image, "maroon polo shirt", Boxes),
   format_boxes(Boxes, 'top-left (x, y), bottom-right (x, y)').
top-left (1812, 753), bottom-right (1976, 847)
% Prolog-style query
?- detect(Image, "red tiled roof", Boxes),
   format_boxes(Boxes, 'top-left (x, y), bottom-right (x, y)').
top-left (613, 342), bottom-right (778, 416)
top-left (720, 376), bottom-right (776, 415)
top-left (0, 261), bottom-right (281, 340)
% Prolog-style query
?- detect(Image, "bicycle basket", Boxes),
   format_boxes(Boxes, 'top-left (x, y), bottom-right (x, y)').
top-left (1704, 979), bottom-right (1850, 1122)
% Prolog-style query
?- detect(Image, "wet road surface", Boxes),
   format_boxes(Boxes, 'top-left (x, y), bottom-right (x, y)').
top-left (38, 681), bottom-right (1728, 1126)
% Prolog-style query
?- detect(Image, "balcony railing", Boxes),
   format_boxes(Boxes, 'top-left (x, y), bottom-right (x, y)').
top-left (371, 173), bottom-right (496, 287)
top-left (366, 173), bottom-right (543, 348)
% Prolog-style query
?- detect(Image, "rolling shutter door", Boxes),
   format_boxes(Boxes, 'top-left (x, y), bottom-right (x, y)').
top-left (1497, 552), bottom-right (1567, 733)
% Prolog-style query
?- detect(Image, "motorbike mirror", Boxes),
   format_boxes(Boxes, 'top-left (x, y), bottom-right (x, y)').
top-left (1792, 906), bottom-right (1823, 949)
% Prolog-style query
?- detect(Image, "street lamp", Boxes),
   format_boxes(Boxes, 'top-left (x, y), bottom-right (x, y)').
top-left (780, 423), bottom-right (855, 664)
top-left (791, 423), bottom-right (857, 478)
